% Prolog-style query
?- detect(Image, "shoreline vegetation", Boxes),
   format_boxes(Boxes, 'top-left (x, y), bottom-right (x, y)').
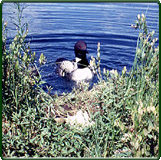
top-left (2, 4), bottom-right (159, 158)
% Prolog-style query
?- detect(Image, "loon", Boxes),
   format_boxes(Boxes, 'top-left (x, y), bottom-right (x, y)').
top-left (55, 41), bottom-right (94, 82)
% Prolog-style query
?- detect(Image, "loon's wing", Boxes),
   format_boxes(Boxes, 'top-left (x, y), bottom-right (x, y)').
top-left (56, 58), bottom-right (68, 64)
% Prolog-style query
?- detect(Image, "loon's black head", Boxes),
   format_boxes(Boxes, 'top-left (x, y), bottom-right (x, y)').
top-left (74, 40), bottom-right (89, 68)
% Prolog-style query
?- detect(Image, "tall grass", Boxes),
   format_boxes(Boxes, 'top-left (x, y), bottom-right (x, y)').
top-left (2, 5), bottom-right (159, 158)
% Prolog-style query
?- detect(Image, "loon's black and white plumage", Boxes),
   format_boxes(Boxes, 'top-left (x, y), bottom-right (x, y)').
top-left (55, 41), bottom-right (94, 82)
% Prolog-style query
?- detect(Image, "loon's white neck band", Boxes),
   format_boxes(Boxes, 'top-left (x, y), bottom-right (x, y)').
top-left (75, 57), bottom-right (82, 63)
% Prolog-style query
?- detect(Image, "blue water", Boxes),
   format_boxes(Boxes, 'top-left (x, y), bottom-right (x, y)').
top-left (3, 3), bottom-right (159, 94)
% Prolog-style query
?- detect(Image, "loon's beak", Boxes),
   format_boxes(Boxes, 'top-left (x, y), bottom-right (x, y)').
top-left (75, 57), bottom-right (82, 63)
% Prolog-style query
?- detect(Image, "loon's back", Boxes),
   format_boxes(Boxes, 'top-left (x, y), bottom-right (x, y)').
top-left (56, 58), bottom-right (77, 77)
top-left (70, 67), bottom-right (93, 82)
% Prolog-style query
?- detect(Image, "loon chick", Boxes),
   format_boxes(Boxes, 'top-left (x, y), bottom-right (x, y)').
top-left (55, 40), bottom-right (94, 82)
